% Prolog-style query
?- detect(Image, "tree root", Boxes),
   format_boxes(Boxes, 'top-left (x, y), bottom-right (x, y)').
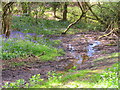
top-left (98, 28), bottom-right (119, 40)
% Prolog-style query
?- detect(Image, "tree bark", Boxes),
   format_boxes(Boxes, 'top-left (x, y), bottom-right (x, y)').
top-left (62, 2), bottom-right (87, 34)
top-left (21, 2), bottom-right (28, 14)
top-left (62, 2), bottom-right (68, 21)
top-left (2, 2), bottom-right (14, 38)
top-left (62, 12), bottom-right (85, 34)
top-left (85, 2), bottom-right (106, 25)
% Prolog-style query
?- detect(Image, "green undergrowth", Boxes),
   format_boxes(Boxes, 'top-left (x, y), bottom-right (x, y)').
top-left (2, 62), bottom-right (119, 88)
top-left (12, 13), bottom-right (103, 36)
top-left (93, 52), bottom-right (120, 62)
top-left (1, 37), bottom-right (64, 60)
top-left (12, 16), bottom-right (70, 35)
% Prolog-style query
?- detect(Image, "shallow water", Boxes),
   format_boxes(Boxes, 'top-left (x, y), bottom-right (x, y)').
top-left (67, 41), bottom-right (101, 64)
top-left (5, 31), bottom-right (101, 64)
top-left (87, 41), bottom-right (101, 57)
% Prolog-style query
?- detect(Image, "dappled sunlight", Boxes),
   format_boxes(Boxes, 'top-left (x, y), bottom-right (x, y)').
top-left (62, 80), bottom-right (94, 88)
top-left (89, 69), bottom-right (104, 73)
top-left (93, 52), bottom-right (119, 62)
top-left (1, 2), bottom-right (119, 88)
top-left (62, 81), bottom-right (84, 88)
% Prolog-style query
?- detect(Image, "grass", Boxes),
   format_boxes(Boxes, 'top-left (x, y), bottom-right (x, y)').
top-left (3, 13), bottom-right (101, 61)
top-left (10, 62), bottom-right (25, 67)
top-left (93, 52), bottom-right (119, 62)
top-left (12, 16), bottom-right (70, 35)
top-left (1, 35), bottom-right (64, 60)
top-left (2, 62), bottom-right (119, 88)
top-left (1, 15), bottom-right (66, 60)
top-left (12, 5), bottom-right (104, 36)
top-left (2, 5), bottom-right (119, 88)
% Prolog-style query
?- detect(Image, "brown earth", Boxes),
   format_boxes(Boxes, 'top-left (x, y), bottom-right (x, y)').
top-left (2, 31), bottom-right (118, 84)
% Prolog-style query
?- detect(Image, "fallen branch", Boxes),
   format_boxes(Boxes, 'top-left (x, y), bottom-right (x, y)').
top-left (98, 28), bottom-right (119, 40)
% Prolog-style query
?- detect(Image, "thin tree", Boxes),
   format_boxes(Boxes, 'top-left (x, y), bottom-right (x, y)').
top-left (2, 2), bottom-right (14, 38)
top-left (62, 2), bottom-right (68, 21)
top-left (62, 2), bottom-right (88, 34)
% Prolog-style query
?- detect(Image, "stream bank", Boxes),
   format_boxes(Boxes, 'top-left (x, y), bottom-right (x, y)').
top-left (2, 31), bottom-right (118, 84)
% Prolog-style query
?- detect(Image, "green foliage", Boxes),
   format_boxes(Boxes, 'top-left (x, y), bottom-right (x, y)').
top-left (11, 2), bottom-right (120, 34)
top-left (94, 52), bottom-right (120, 62)
top-left (67, 6), bottom-right (80, 22)
top-left (12, 16), bottom-right (69, 35)
top-left (94, 63), bottom-right (119, 88)
top-left (3, 62), bottom-right (119, 88)
top-left (67, 2), bottom-right (119, 32)
top-left (104, 64), bottom-right (118, 86)
top-left (1, 37), bottom-right (64, 60)
top-left (93, 2), bottom-right (119, 22)
top-left (2, 79), bottom-right (25, 88)
top-left (74, 20), bottom-right (103, 31)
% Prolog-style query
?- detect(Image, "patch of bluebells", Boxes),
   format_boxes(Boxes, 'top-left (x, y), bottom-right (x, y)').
top-left (6, 31), bottom-right (41, 43)
top-left (8, 31), bottom-right (44, 41)
top-left (37, 35), bottom-right (44, 37)
top-left (10, 31), bottom-right (25, 40)
top-left (27, 33), bottom-right (36, 36)
top-left (1, 31), bottom-right (50, 49)
top-left (14, 15), bottom-right (21, 17)
top-left (0, 35), bottom-right (3, 37)
top-left (0, 46), bottom-right (2, 48)
top-left (31, 40), bottom-right (37, 43)
top-left (0, 34), bottom-right (6, 38)
top-left (1, 31), bottom-right (41, 58)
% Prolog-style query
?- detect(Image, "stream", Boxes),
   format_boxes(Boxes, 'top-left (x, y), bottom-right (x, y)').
top-left (66, 41), bottom-right (101, 65)
top-left (8, 31), bottom-right (101, 65)
top-left (2, 31), bottom-right (118, 84)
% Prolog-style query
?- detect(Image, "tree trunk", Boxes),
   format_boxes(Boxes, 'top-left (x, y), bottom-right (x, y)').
top-left (85, 2), bottom-right (106, 25)
top-left (62, 2), bottom-right (67, 21)
top-left (52, 2), bottom-right (58, 17)
top-left (62, 12), bottom-right (85, 34)
top-left (21, 2), bottom-right (28, 14)
top-left (62, 2), bottom-right (87, 34)
top-left (53, 5), bottom-right (57, 17)
top-left (2, 2), bottom-right (14, 38)
top-left (27, 2), bottom-right (31, 16)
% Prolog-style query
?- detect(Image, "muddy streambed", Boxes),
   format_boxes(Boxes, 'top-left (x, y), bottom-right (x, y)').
top-left (2, 32), bottom-right (118, 84)
top-left (64, 40), bottom-right (101, 64)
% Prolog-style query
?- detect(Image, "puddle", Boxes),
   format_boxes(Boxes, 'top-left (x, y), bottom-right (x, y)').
top-left (87, 41), bottom-right (101, 57)
top-left (65, 41), bottom-right (101, 65)
top-left (8, 32), bottom-right (101, 65)
top-left (2, 32), bottom-right (118, 84)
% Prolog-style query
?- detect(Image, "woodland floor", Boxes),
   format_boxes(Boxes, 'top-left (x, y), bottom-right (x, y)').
top-left (2, 31), bottom-right (118, 84)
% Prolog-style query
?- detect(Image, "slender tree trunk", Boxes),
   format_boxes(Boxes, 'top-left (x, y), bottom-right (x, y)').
top-left (52, 3), bottom-right (58, 17)
top-left (21, 2), bottom-right (28, 14)
top-left (62, 12), bottom-right (85, 34)
top-left (53, 6), bottom-right (57, 17)
top-left (28, 2), bottom-right (31, 16)
top-left (62, 2), bottom-right (67, 21)
top-left (0, 11), bottom-right (2, 35)
top-left (2, 2), bottom-right (14, 38)
top-left (62, 2), bottom-right (87, 34)
top-left (85, 2), bottom-right (106, 25)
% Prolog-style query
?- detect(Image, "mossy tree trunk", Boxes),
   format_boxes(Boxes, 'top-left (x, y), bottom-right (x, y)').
top-left (2, 2), bottom-right (14, 38)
